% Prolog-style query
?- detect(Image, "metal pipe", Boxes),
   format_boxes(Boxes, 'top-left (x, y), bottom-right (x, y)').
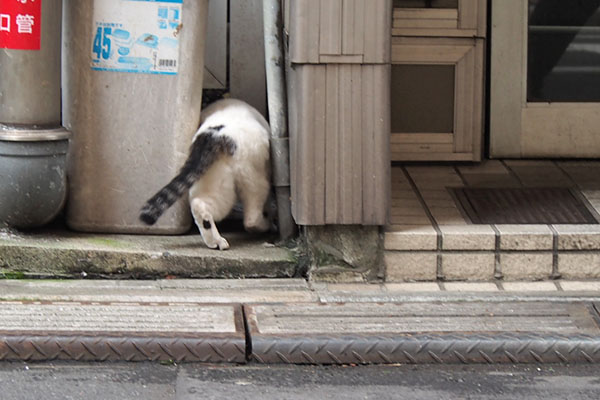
top-left (263, 0), bottom-right (296, 240)
top-left (0, 0), bottom-right (69, 228)
top-left (0, 0), bottom-right (62, 125)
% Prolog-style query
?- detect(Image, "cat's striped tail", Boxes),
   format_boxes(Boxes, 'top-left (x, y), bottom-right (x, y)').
top-left (139, 126), bottom-right (236, 225)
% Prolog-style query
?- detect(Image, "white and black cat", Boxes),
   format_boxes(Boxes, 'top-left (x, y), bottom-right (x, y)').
top-left (139, 98), bottom-right (272, 250)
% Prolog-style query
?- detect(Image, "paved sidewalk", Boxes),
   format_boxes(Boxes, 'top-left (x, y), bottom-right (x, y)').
top-left (1, 279), bottom-right (600, 364)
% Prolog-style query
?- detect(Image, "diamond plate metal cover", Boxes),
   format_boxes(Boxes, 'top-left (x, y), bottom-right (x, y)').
top-left (0, 302), bottom-right (246, 363)
top-left (246, 302), bottom-right (600, 364)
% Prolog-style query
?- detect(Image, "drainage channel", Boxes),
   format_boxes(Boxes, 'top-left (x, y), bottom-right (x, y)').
top-left (2, 301), bottom-right (600, 364)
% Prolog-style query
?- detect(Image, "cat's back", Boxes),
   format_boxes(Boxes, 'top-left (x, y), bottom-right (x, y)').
top-left (199, 99), bottom-right (270, 135)
top-left (195, 99), bottom-right (270, 169)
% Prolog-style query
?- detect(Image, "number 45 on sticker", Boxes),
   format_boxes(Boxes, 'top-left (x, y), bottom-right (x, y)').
top-left (93, 27), bottom-right (111, 60)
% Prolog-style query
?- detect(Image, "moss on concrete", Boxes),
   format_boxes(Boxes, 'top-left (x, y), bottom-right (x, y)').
top-left (0, 271), bottom-right (26, 279)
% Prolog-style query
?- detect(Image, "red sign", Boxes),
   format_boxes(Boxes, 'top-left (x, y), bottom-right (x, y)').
top-left (0, 0), bottom-right (42, 50)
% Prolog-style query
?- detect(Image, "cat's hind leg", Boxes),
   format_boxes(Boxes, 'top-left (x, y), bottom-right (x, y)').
top-left (190, 198), bottom-right (229, 250)
top-left (237, 173), bottom-right (271, 233)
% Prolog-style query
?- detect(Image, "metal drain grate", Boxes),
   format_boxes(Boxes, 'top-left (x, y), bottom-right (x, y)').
top-left (453, 187), bottom-right (598, 224)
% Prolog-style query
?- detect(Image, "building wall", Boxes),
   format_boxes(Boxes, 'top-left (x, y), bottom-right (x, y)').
top-left (285, 0), bottom-right (392, 226)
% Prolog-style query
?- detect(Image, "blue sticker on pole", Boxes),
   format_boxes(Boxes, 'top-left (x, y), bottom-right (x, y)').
top-left (91, 0), bottom-right (182, 75)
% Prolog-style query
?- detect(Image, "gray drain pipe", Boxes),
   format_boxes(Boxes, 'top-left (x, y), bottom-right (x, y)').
top-left (0, 0), bottom-right (70, 228)
top-left (263, 0), bottom-right (296, 240)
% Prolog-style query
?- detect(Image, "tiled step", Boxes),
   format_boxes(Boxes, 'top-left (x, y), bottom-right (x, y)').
top-left (385, 224), bottom-right (600, 281)
top-left (386, 161), bottom-right (600, 282)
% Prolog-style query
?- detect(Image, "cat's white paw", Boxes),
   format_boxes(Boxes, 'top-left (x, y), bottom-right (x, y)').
top-left (204, 240), bottom-right (218, 249)
top-left (217, 237), bottom-right (230, 250)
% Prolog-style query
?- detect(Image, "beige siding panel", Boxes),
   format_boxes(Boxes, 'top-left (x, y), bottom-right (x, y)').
top-left (319, 54), bottom-right (363, 64)
top-left (290, 0), bottom-right (390, 63)
top-left (290, 64), bottom-right (390, 225)
top-left (325, 65), bottom-right (340, 223)
top-left (361, 66), bottom-right (376, 223)
top-left (289, 0), bottom-right (320, 63)
top-left (293, 66), bottom-right (310, 223)
top-left (363, 0), bottom-right (392, 63)
top-left (339, 65), bottom-right (354, 222)
top-left (319, 0), bottom-right (343, 55)
top-left (362, 65), bottom-right (391, 225)
top-left (306, 0), bottom-right (321, 63)
top-left (369, 65), bottom-right (391, 224)
top-left (287, 0), bottom-right (391, 224)
top-left (351, 65), bottom-right (364, 221)
top-left (291, 65), bottom-right (327, 224)
top-left (313, 66), bottom-right (328, 224)
top-left (342, 0), bottom-right (365, 55)
top-left (287, 62), bottom-right (299, 221)
top-left (326, 65), bottom-right (365, 222)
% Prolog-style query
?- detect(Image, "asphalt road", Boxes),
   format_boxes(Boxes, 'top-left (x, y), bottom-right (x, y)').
top-left (0, 362), bottom-right (599, 400)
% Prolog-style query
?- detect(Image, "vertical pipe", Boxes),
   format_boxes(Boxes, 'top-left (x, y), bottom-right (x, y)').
top-left (0, 0), bottom-right (62, 125)
top-left (0, 0), bottom-right (70, 228)
top-left (263, 0), bottom-right (296, 240)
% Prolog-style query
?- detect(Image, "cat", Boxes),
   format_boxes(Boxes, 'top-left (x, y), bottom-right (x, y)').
top-left (139, 98), bottom-right (272, 250)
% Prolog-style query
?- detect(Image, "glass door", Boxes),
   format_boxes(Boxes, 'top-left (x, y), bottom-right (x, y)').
top-left (528, 0), bottom-right (600, 102)
top-left (490, 0), bottom-right (600, 158)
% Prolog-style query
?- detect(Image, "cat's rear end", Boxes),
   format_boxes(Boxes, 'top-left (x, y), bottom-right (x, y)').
top-left (139, 99), bottom-right (272, 250)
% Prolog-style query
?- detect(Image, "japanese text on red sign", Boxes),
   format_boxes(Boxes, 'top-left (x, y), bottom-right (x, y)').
top-left (0, 0), bottom-right (42, 50)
